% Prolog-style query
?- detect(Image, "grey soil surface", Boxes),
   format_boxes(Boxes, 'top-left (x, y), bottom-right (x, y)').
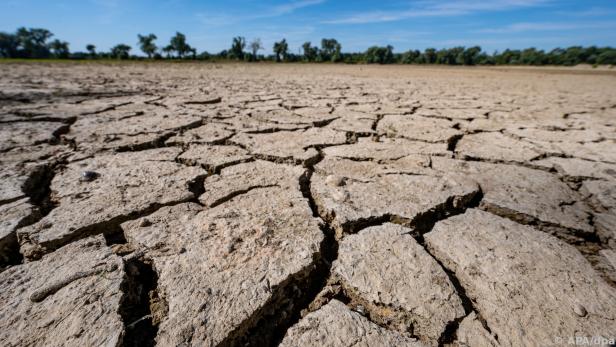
top-left (1, 62), bottom-right (615, 346)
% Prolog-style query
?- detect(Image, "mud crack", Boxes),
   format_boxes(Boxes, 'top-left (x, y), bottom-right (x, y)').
top-left (215, 150), bottom-right (340, 346)
top-left (119, 257), bottom-right (166, 347)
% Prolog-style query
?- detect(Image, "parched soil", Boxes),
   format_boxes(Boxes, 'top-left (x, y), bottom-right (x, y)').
top-left (1, 62), bottom-right (616, 347)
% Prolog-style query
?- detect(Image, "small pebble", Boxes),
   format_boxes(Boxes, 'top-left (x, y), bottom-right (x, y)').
top-left (573, 303), bottom-right (587, 317)
top-left (332, 190), bottom-right (350, 202)
top-left (80, 171), bottom-right (98, 182)
top-left (226, 238), bottom-right (240, 254)
top-left (139, 218), bottom-right (152, 227)
top-left (326, 175), bottom-right (345, 187)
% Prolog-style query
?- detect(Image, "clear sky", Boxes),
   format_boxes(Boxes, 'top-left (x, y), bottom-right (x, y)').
top-left (1, 0), bottom-right (615, 55)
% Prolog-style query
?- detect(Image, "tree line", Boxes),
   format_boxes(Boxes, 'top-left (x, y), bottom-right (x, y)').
top-left (1, 27), bottom-right (615, 66)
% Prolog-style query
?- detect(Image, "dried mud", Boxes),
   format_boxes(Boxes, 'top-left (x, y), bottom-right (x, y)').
top-left (1, 62), bottom-right (616, 347)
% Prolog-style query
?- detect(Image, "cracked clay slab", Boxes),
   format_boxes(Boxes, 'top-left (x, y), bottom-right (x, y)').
top-left (431, 157), bottom-right (594, 236)
top-left (199, 160), bottom-right (305, 207)
top-left (311, 157), bottom-right (480, 237)
top-left (377, 114), bottom-right (462, 143)
top-left (122, 186), bottom-right (324, 346)
top-left (280, 300), bottom-right (426, 347)
top-left (0, 236), bottom-right (124, 347)
top-left (18, 148), bottom-right (205, 258)
top-left (425, 209), bottom-right (616, 347)
top-left (231, 127), bottom-right (347, 165)
top-left (333, 223), bottom-right (465, 343)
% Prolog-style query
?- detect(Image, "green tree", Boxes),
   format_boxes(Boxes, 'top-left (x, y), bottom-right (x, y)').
top-left (331, 43), bottom-right (342, 62)
top-left (15, 27), bottom-right (53, 58)
top-left (302, 41), bottom-right (318, 62)
top-left (364, 45), bottom-right (394, 64)
top-left (86, 44), bottom-right (96, 58)
top-left (436, 48), bottom-right (451, 64)
top-left (320, 38), bottom-right (341, 62)
top-left (545, 48), bottom-right (563, 64)
top-left (273, 39), bottom-right (288, 62)
top-left (230, 36), bottom-right (246, 60)
top-left (138, 34), bottom-right (157, 58)
top-left (48, 39), bottom-right (69, 58)
top-left (507, 49), bottom-right (524, 64)
top-left (401, 50), bottom-right (420, 64)
top-left (197, 51), bottom-right (211, 60)
top-left (584, 46), bottom-right (599, 65)
top-left (448, 47), bottom-right (465, 65)
top-left (476, 53), bottom-right (494, 65)
top-left (458, 46), bottom-right (482, 65)
top-left (162, 45), bottom-right (172, 58)
top-left (0, 32), bottom-right (18, 58)
top-left (249, 38), bottom-right (263, 59)
top-left (423, 48), bottom-right (437, 64)
top-left (561, 46), bottom-right (585, 66)
top-left (217, 49), bottom-right (228, 59)
top-left (110, 44), bottom-right (131, 59)
top-left (3, 25), bottom-right (615, 66)
top-left (166, 32), bottom-right (193, 59)
top-left (597, 50), bottom-right (616, 65)
top-left (519, 48), bottom-right (546, 65)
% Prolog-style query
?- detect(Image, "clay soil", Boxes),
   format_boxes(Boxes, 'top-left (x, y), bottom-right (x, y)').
top-left (1, 62), bottom-right (616, 347)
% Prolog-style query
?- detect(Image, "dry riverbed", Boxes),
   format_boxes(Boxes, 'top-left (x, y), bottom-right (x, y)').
top-left (1, 62), bottom-right (616, 346)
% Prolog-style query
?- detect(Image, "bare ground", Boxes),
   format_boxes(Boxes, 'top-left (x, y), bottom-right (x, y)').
top-left (1, 62), bottom-right (616, 347)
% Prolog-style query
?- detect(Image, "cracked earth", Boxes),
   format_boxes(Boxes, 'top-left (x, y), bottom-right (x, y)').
top-left (1, 63), bottom-right (616, 347)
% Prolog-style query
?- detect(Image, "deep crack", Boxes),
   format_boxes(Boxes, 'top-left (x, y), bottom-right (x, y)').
top-left (119, 257), bottom-right (166, 347)
top-left (217, 223), bottom-right (338, 347)
top-left (22, 163), bottom-right (59, 218)
top-left (218, 150), bottom-right (343, 346)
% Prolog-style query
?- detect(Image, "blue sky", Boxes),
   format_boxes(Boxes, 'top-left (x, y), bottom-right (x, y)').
top-left (1, 0), bottom-right (615, 55)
